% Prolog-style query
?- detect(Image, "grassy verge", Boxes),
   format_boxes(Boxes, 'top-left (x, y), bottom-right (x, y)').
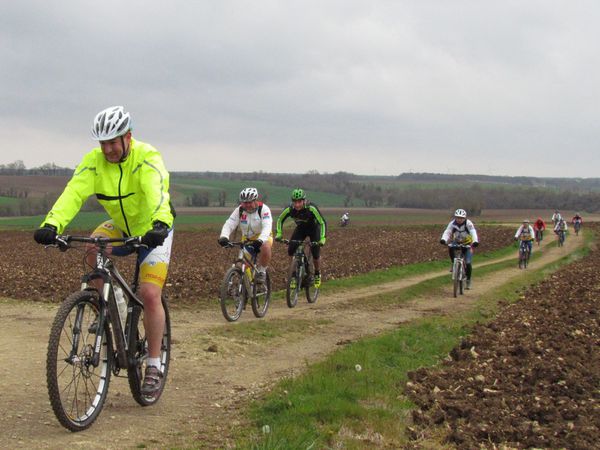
top-left (235, 232), bottom-right (593, 449)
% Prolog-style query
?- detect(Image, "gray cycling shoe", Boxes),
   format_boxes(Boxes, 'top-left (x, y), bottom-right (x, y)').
top-left (466, 279), bottom-right (472, 290)
top-left (141, 366), bottom-right (164, 397)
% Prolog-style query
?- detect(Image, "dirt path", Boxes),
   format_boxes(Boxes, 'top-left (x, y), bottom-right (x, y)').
top-left (0, 233), bottom-right (584, 449)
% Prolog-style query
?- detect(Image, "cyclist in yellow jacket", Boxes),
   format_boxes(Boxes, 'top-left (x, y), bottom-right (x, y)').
top-left (33, 106), bottom-right (175, 398)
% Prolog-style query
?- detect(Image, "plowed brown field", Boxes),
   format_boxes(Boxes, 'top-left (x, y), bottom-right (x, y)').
top-left (1, 225), bottom-right (512, 303)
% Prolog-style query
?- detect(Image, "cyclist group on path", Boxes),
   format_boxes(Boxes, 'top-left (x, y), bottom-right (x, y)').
top-left (30, 105), bottom-right (587, 424)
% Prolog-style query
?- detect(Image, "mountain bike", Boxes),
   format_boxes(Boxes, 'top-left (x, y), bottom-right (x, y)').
top-left (573, 221), bottom-right (581, 236)
top-left (219, 242), bottom-right (271, 322)
top-left (518, 240), bottom-right (531, 269)
top-left (556, 229), bottom-right (566, 247)
top-left (279, 239), bottom-right (319, 307)
top-left (535, 228), bottom-right (544, 246)
top-left (449, 243), bottom-right (470, 298)
top-left (45, 235), bottom-right (171, 431)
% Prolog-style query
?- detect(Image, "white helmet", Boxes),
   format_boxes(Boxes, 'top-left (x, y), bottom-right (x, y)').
top-left (91, 106), bottom-right (132, 140)
top-left (454, 208), bottom-right (467, 218)
top-left (239, 187), bottom-right (259, 202)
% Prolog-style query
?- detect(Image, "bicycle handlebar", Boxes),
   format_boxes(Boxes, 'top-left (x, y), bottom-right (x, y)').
top-left (50, 235), bottom-right (145, 250)
top-left (447, 243), bottom-right (472, 249)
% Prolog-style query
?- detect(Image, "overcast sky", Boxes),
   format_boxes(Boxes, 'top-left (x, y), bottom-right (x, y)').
top-left (1, 1), bottom-right (598, 177)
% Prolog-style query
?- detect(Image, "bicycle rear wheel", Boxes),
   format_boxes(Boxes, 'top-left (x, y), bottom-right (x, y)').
top-left (286, 260), bottom-right (301, 308)
top-left (47, 290), bottom-right (112, 431)
top-left (128, 295), bottom-right (171, 406)
top-left (459, 264), bottom-right (465, 295)
top-left (252, 270), bottom-right (271, 318)
top-left (220, 267), bottom-right (245, 321)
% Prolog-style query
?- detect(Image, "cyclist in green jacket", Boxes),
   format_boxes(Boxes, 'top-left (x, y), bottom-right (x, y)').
top-left (33, 106), bottom-right (175, 398)
top-left (275, 188), bottom-right (327, 288)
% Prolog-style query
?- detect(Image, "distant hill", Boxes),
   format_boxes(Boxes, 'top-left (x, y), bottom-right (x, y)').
top-left (1, 166), bottom-right (600, 215)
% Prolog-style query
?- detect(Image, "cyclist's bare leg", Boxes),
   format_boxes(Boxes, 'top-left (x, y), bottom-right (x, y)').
top-left (139, 281), bottom-right (165, 358)
top-left (258, 240), bottom-right (272, 269)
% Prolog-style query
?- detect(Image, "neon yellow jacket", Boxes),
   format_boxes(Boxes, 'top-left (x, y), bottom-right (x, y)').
top-left (42, 138), bottom-right (174, 236)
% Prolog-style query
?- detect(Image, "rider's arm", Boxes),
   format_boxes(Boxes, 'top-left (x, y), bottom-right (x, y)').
top-left (441, 221), bottom-right (454, 243)
top-left (258, 204), bottom-right (273, 242)
top-left (41, 151), bottom-right (96, 233)
top-left (220, 207), bottom-right (240, 239)
top-left (309, 204), bottom-right (327, 240)
top-left (139, 148), bottom-right (174, 229)
top-left (529, 226), bottom-right (535, 240)
top-left (514, 225), bottom-right (523, 239)
top-left (466, 219), bottom-right (479, 244)
top-left (276, 206), bottom-right (291, 237)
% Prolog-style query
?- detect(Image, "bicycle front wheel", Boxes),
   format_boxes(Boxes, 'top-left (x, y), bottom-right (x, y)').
top-left (452, 260), bottom-right (460, 298)
top-left (128, 295), bottom-right (171, 406)
top-left (47, 290), bottom-right (112, 432)
top-left (286, 260), bottom-right (301, 308)
top-left (304, 255), bottom-right (319, 304)
top-left (252, 270), bottom-right (271, 318)
top-left (220, 267), bottom-right (245, 321)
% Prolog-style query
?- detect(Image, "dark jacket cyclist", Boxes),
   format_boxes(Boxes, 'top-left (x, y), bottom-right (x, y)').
top-left (275, 188), bottom-right (327, 288)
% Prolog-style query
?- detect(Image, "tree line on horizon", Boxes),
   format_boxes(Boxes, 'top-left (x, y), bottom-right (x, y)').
top-left (1, 163), bottom-right (599, 216)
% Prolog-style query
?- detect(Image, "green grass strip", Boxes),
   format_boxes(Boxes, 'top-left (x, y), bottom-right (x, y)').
top-left (236, 232), bottom-right (593, 449)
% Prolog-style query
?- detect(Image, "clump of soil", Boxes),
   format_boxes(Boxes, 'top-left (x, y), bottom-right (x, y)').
top-left (405, 226), bottom-right (600, 449)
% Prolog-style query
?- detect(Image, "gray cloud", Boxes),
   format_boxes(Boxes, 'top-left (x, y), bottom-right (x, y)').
top-left (1, 1), bottom-right (599, 176)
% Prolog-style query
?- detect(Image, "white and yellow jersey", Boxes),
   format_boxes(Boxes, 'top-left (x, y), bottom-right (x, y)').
top-left (515, 224), bottom-right (535, 241)
top-left (441, 219), bottom-right (478, 245)
top-left (220, 203), bottom-right (273, 242)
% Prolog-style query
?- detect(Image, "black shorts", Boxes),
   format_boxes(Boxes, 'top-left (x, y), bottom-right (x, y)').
top-left (288, 225), bottom-right (321, 259)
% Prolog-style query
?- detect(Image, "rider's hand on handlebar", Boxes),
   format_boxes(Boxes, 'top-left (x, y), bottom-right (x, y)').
top-left (472, 241), bottom-right (479, 248)
top-left (439, 239), bottom-right (446, 245)
top-left (218, 236), bottom-right (230, 247)
top-left (34, 224), bottom-right (58, 245)
top-left (141, 221), bottom-right (169, 248)
top-left (275, 235), bottom-right (283, 242)
top-left (318, 238), bottom-right (326, 247)
top-left (250, 239), bottom-right (263, 251)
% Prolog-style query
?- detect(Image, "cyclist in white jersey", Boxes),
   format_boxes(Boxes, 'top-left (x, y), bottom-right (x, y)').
top-left (514, 219), bottom-right (535, 254)
top-left (440, 209), bottom-right (479, 289)
top-left (218, 187), bottom-right (273, 284)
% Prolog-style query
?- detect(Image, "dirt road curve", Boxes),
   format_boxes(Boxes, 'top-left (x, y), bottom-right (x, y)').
top-left (0, 233), bottom-right (583, 449)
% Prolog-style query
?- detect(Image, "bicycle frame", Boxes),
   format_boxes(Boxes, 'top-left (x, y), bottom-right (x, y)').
top-left (58, 236), bottom-right (144, 371)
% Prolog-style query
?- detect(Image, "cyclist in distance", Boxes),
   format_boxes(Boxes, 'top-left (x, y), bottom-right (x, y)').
top-left (551, 209), bottom-right (562, 227)
top-left (571, 212), bottom-right (583, 230)
top-left (533, 217), bottom-right (546, 241)
top-left (275, 188), bottom-right (327, 288)
top-left (439, 208), bottom-right (479, 289)
top-left (554, 216), bottom-right (568, 236)
top-left (218, 187), bottom-right (273, 285)
top-left (33, 106), bottom-right (175, 398)
top-left (514, 219), bottom-right (535, 254)
top-left (340, 211), bottom-right (350, 227)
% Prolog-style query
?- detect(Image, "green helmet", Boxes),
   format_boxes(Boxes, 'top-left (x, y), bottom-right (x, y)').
top-left (291, 188), bottom-right (306, 200)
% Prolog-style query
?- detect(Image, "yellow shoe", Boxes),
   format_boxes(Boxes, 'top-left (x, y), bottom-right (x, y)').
top-left (314, 274), bottom-right (321, 288)
top-left (289, 277), bottom-right (297, 290)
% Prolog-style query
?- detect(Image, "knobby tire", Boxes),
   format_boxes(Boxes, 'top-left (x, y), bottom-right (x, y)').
top-left (286, 260), bottom-right (301, 308)
top-left (220, 267), bottom-right (245, 321)
top-left (47, 290), bottom-right (111, 432)
top-left (251, 270), bottom-right (271, 318)
top-left (127, 295), bottom-right (171, 406)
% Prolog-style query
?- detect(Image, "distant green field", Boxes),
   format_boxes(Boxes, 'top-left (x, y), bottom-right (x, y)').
top-left (171, 176), bottom-right (346, 207)
top-left (0, 196), bottom-right (19, 206)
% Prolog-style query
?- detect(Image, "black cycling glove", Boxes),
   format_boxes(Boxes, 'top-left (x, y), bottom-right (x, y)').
top-left (250, 239), bottom-right (263, 251)
top-left (33, 224), bottom-right (57, 245)
top-left (141, 221), bottom-right (169, 248)
top-left (218, 237), bottom-right (230, 247)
